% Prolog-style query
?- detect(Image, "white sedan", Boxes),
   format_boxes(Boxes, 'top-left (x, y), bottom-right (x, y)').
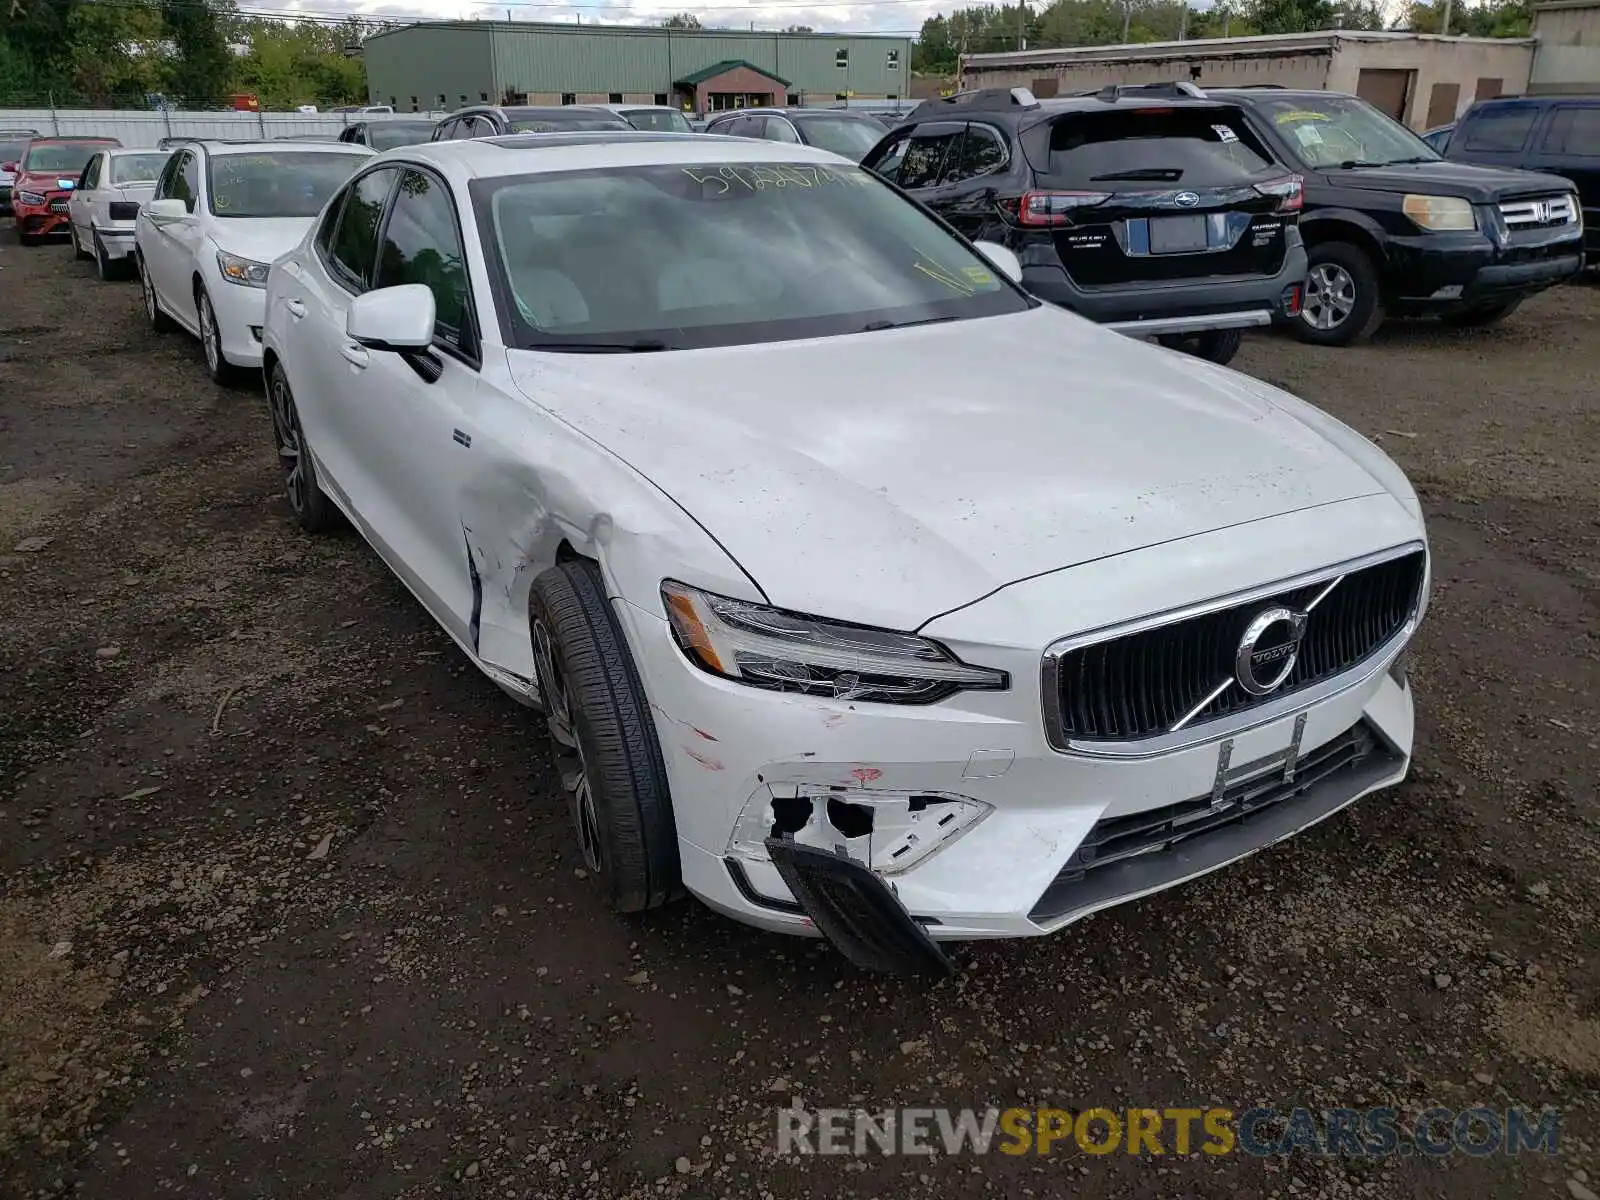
top-left (67, 147), bottom-right (171, 280)
top-left (135, 140), bottom-right (373, 383)
top-left (262, 133), bottom-right (1429, 974)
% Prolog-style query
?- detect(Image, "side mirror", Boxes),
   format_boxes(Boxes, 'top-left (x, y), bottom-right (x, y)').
top-left (146, 197), bottom-right (188, 220)
top-left (348, 284), bottom-right (436, 351)
top-left (972, 240), bottom-right (1023, 284)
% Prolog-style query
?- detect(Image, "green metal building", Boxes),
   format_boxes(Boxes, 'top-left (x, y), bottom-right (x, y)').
top-left (362, 21), bottom-right (914, 112)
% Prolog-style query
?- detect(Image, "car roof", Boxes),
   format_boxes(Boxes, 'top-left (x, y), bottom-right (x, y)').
top-left (197, 140), bottom-right (375, 157)
top-left (26, 135), bottom-right (119, 144)
top-left (376, 130), bottom-right (850, 180)
top-left (596, 103), bottom-right (682, 113)
top-left (709, 108), bottom-right (879, 119)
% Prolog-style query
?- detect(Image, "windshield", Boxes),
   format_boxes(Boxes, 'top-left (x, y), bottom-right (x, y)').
top-left (481, 160), bottom-right (1029, 351)
top-left (1255, 94), bottom-right (1439, 169)
top-left (793, 115), bottom-right (887, 161)
top-left (367, 122), bottom-right (434, 150)
top-left (623, 109), bottom-right (693, 133)
top-left (111, 152), bottom-right (171, 185)
top-left (0, 141), bottom-right (26, 167)
top-left (207, 151), bottom-right (367, 218)
top-left (22, 141), bottom-right (115, 173)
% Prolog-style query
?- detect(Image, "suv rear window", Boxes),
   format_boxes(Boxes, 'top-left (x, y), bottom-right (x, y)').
top-left (1027, 108), bottom-right (1277, 187)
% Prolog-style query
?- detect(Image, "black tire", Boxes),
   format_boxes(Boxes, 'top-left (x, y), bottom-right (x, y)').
top-left (1440, 298), bottom-right (1522, 328)
top-left (17, 230), bottom-right (39, 247)
top-left (267, 362), bottom-right (338, 534)
top-left (1297, 241), bottom-right (1385, 347)
top-left (138, 254), bottom-right (172, 332)
top-left (529, 560), bottom-right (681, 914)
top-left (197, 287), bottom-right (238, 384)
top-left (1157, 327), bottom-right (1244, 366)
top-left (71, 223), bottom-right (90, 260)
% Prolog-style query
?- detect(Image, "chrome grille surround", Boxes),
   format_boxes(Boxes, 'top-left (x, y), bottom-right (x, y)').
top-left (1040, 541), bottom-right (1428, 759)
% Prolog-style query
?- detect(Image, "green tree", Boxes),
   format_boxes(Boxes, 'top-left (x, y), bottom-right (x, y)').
top-left (661, 12), bottom-right (702, 28)
top-left (161, 0), bottom-right (236, 106)
top-left (1243, 0), bottom-right (1333, 33)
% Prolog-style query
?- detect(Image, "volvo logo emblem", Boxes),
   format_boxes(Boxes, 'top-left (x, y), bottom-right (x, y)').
top-left (1174, 191), bottom-right (1201, 208)
top-left (1235, 606), bottom-right (1309, 697)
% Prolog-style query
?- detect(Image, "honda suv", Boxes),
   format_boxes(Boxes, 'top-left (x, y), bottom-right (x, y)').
top-left (862, 84), bottom-right (1307, 365)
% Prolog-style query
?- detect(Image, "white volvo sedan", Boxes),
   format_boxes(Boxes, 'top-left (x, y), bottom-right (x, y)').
top-left (66, 147), bottom-right (172, 280)
top-left (261, 133), bottom-right (1429, 974)
top-left (135, 140), bottom-right (373, 383)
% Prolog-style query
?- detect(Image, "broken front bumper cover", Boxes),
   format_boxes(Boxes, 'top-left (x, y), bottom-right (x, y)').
top-left (764, 836), bottom-right (954, 976)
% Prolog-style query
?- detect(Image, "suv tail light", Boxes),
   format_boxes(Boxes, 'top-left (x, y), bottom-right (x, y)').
top-left (1008, 190), bottom-right (1111, 227)
top-left (1254, 174), bottom-right (1303, 213)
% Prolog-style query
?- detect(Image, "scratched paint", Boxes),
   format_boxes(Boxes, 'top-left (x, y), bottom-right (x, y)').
top-left (685, 747), bottom-right (724, 771)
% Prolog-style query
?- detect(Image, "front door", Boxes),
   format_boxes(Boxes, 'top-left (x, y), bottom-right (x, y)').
top-left (67, 151), bottom-right (101, 246)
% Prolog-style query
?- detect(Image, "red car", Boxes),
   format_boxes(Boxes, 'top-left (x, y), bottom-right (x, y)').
top-left (6, 136), bottom-right (121, 245)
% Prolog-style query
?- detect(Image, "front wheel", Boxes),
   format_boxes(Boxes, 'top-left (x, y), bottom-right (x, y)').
top-left (529, 560), bottom-right (681, 914)
top-left (267, 363), bottom-right (338, 533)
top-left (1157, 327), bottom-right (1243, 366)
top-left (139, 255), bottom-right (172, 331)
top-left (197, 287), bottom-right (237, 384)
top-left (1297, 242), bottom-right (1385, 347)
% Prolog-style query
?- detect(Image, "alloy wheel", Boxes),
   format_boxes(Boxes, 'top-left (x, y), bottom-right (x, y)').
top-left (1302, 263), bottom-right (1356, 331)
top-left (200, 294), bottom-right (220, 375)
top-left (268, 373), bottom-right (306, 514)
top-left (532, 617), bottom-right (603, 874)
top-left (141, 260), bottom-right (157, 321)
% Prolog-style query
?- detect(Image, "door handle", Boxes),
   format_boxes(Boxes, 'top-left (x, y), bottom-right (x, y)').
top-left (283, 298), bottom-right (307, 320)
top-left (340, 342), bottom-right (370, 370)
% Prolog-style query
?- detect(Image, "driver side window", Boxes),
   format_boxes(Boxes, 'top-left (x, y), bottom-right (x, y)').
top-left (80, 154), bottom-right (101, 190)
top-left (166, 152), bottom-right (198, 212)
top-left (154, 152), bottom-right (181, 200)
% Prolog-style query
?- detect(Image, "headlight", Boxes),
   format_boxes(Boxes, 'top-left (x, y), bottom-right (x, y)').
top-left (216, 250), bottom-right (270, 288)
top-left (661, 581), bottom-right (1007, 704)
top-left (1402, 194), bottom-right (1475, 232)
top-left (16, 190), bottom-right (44, 206)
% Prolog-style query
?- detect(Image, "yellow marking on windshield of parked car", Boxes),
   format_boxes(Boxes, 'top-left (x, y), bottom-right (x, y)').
top-left (914, 255), bottom-right (977, 296)
top-left (1274, 110), bottom-right (1332, 124)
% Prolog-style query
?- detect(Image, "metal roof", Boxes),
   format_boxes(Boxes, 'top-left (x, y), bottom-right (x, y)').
top-left (674, 58), bottom-right (793, 87)
top-left (963, 29), bottom-right (1535, 69)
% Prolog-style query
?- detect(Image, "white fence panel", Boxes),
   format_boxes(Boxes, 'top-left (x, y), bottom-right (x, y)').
top-left (0, 108), bottom-right (446, 148)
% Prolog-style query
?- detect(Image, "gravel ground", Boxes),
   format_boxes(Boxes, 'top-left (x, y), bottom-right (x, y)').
top-left (1, 230), bottom-right (1596, 1200)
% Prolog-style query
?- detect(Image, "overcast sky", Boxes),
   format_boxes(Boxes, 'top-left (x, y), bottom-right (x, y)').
top-left (279, 0), bottom-right (1043, 38)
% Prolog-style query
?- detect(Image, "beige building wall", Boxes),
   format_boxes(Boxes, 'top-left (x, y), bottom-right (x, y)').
top-left (1531, 1), bottom-right (1600, 92)
top-left (1325, 37), bottom-right (1534, 127)
top-left (962, 33), bottom-right (1535, 130)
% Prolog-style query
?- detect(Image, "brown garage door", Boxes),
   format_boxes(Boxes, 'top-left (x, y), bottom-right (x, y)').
top-left (1426, 81), bottom-right (1460, 128)
top-left (1356, 68), bottom-right (1413, 121)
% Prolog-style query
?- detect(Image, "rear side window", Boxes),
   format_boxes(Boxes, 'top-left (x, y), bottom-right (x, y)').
top-left (1461, 106), bottom-right (1538, 152)
top-left (947, 124), bottom-right (1009, 183)
top-left (897, 127), bottom-right (964, 189)
top-left (1030, 108), bottom-right (1276, 187)
top-left (1540, 105), bottom-right (1600, 156)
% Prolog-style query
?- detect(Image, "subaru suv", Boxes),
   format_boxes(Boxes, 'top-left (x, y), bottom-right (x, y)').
top-left (431, 105), bottom-right (632, 140)
top-left (861, 84), bottom-right (1307, 365)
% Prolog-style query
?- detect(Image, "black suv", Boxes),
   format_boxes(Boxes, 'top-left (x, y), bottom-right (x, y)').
top-left (339, 117), bottom-right (437, 151)
top-left (860, 84), bottom-right (1308, 365)
top-left (431, 105), bottom-right (632, 140)
top-left (1215, 87), bottom-right (1585, 343)
top-left (1439, 95), bottom-right (1599, 266)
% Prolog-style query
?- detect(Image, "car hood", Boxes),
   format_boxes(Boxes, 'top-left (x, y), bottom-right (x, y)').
top-left (210, 216), bottom-right (316, 263)
top-left (1330, 159), bottom-right (1577, 201)
top-left (15, 168), bottom-right (84, 190)
top-left (506, 307), bottom-right (1395, 629)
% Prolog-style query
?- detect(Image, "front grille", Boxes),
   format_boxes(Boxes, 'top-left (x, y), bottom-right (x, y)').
top-left (1029, 720), bottom-right (1390, 920)
top-left (1499, 194), bottom-right (1577, 229)
top-left (1049, 549), bottom-right (1425, 743)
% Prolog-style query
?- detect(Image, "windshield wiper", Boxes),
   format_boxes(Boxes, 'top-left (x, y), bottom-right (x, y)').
top-left (1334, 160), bottom-right (1390, 169)
top-left (1089, 168), bottom-right (1183, 182)
top-left (528, 339), bottom-right (672, 353)
top-left (861, 315), bottom-right (961, 332)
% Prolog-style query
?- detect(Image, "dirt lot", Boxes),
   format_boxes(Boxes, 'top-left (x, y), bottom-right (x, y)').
top-left (0, 230), bottom-right (1596, 1200)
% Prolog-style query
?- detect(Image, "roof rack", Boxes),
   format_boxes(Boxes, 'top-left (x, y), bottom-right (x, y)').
top-left (1094, 80), bottom-right (1208, 102)
top-left (1226, 83), bottom-right (1289, 89)
top-left (907, 86), bottom-right (1040, 121)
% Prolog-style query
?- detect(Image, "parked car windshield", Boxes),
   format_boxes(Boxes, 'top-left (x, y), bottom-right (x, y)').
top-left (22, 141), bottom-right (115, 172)
top-left (366, 121), bottom-right (435, 150)
top-left (1252, 94), bottom-right (1439, 168)
top-left (1034, 108), bottom-right (1279, 185)
top-left (111, 152), bottom-right (171, 185)
top-left (793, 115), bottom-right (887, 160)
top-left (207, 151), bottom-right (368, 217)
top-left (0, 140), bottom-right (27, 166)
top-left (622, 108), bottom-right (693, 133)
top-left (509, 114), bottom-right (630, 133)
top-left (481, 160), bottom-right (1030, 351)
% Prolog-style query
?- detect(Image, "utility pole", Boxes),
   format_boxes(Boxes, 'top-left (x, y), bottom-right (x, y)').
top-left (1122, 0), bottom-right (1132, 41)
top-left (1440, 0), bottom-right (1453, 34)
top-left (1179, 0), bottom-right (1188, 40)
